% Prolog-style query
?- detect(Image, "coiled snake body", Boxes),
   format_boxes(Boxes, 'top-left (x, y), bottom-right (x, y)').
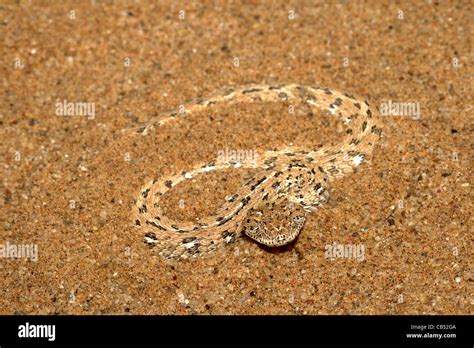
top-left (131, 84), bottom-right (382, 260)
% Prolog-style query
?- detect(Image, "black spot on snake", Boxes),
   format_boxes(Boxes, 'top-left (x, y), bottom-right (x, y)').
top-left (362, 121), bottom-right (368, 131)
top-left (182, 237), bottom-right (197, 244)
top-left (243, 88), bottom-right (263, 94)
top-left (241, 196), bottom-right (251, 206)
top-left (146, 220), bottom-right (166, 231)
top-left (221, 230), bottom-right (236, 243)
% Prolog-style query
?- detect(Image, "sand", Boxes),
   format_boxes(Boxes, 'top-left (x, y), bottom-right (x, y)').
top-left (0, 1), bottom-right (472, 314)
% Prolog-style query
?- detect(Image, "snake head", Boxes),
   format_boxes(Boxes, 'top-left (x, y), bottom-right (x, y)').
top-left (242, 199), bottom-right (307, 247)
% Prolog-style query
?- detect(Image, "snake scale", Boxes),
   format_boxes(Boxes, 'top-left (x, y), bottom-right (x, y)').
top-left (130, 84), bottom-right (382, 260)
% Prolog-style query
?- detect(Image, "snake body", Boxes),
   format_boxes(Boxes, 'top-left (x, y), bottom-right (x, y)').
top-left (131, 84), bottom-right (382, 260)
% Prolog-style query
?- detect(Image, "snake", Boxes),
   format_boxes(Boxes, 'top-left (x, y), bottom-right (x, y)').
top-left (129, 84), bottom-right (382, 260)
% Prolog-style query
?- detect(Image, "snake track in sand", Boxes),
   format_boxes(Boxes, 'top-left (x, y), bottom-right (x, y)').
top-left (128, 84), bottom-right (382, 260)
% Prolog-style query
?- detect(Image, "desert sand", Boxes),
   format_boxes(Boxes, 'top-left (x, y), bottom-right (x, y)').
top-left (0, 1), bottom-right (472, 314)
